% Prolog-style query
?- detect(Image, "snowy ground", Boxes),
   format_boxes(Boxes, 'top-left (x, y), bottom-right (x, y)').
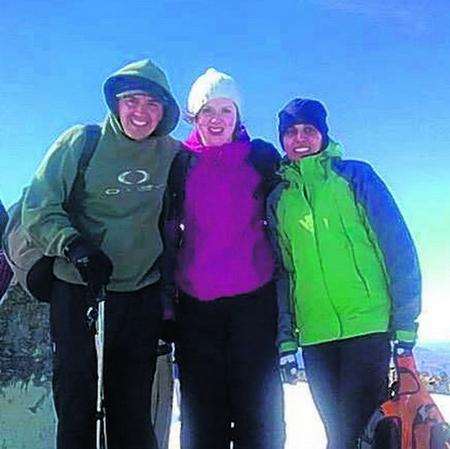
top-left (168, 382), bottom-right (450, 449)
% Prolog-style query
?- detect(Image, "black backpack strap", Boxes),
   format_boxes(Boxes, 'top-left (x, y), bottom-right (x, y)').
top-left (75, 125), bottom-right (102, 190)
top-left (68, 125), bottom-right (102, 206)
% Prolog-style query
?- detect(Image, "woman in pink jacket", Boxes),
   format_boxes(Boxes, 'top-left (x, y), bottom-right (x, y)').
top-left (163, 68), bottom-right (285, 449)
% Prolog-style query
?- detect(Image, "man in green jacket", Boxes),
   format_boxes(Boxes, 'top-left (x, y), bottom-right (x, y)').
top-left (268, 98), bottom-right (421, 449)
top-left (22, 59), bottom-right (180, 449)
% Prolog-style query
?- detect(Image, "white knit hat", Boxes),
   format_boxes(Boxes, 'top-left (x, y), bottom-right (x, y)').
top-left (186, 68), bottom-right (242, 118)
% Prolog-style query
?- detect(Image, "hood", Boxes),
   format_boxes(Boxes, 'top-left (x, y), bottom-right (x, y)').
top-left (103, 59), bottom-right (180, 137)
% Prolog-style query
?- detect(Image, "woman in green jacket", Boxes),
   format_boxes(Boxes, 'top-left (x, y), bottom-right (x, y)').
top-left (267, 98), bottom-right (421, 449)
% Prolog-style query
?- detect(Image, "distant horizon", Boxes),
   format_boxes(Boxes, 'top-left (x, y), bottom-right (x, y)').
top-left (418, 340), bottom-right (450, 347)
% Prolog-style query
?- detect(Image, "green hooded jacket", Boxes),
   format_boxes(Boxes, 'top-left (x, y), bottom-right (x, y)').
top-left (273, 141), bottom-right (392, 347)
top-left (22, 59), bottom-right (181, 292)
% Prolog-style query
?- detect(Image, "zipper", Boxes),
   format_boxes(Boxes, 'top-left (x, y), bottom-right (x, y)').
top-left (301, 182), bottom-right (343, 339)
top-left (337, 212), bottom-right (371, 298)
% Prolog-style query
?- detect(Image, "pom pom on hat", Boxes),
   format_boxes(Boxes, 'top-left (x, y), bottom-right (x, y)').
top-left (186, 68), bottom-right (241, 120)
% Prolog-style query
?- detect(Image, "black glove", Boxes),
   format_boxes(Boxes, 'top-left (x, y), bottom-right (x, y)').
top-left (160, 319), bottom-right (177, 344)
top-left (157, 340), bottom-right (173, 357)
top-left (279, 351), bottom-right (300, 384)
top-left (65, 237), bottom-right (113, 296)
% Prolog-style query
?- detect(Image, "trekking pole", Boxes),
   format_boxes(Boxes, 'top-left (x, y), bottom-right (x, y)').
top-left (87, 286), bottom-right (108, 449)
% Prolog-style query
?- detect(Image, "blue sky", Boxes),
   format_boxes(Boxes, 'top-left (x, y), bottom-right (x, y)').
top-left (1, 0), bottom-right (449, 341)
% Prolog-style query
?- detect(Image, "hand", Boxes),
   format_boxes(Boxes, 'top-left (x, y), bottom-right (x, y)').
top-left (394, 340), bottom-right (414, 357)
top-left (392, 329), bottom-right (416, 358)
top-left (65, 237), bottom-right (113, 296)
top-left (157, 340), bottom-right (173, 357)
top-left (160, 319), bottom-right (177, 344)
top-left (280, 352), bottom-right (300, 384)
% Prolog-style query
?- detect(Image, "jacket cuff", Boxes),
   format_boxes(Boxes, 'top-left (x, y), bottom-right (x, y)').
top-left (394, 329), bottom-right (417, 344)
top-left (61, 232), bottom-right (83, 259)
top-left (279, 340), bottom-right (298, 355)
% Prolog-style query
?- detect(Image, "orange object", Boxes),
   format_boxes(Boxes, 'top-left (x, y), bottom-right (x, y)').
top-left (359, 353), bottom-right (450, 449)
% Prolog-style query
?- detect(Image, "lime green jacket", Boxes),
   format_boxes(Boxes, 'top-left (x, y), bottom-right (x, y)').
top-left (267, 141), bottom-right (421, 350)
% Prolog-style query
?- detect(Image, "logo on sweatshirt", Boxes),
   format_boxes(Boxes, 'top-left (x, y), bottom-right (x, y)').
top-left (104, 169), bottom-right (164, 196)
top-left (299, 214), bottom-right (314, 233)
top-left (118, 169), bottom-right (149, 185)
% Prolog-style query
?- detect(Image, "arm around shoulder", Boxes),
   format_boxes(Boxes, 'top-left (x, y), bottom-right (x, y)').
top-left (158, 148), bottom-right (192, 321)
top-left (249, 139), bottom-right (281, 178)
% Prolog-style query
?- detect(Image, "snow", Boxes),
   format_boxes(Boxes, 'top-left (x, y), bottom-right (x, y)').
top-left (168, 382), bottom-right (450, 449)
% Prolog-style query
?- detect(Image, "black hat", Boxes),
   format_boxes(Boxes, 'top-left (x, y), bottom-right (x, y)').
top-left (278, 98), bottom-right (329, 149)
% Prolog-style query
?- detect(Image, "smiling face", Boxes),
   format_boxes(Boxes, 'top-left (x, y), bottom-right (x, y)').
top-left (282, 123), bottom-right (323, 162)
top-left (118, 94), bottom-right (164, 141)
top-left (195, 97), bottom-right (238, 147)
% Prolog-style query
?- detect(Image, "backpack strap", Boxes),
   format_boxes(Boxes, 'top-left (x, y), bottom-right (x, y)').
top-left (67, 124), bottom-right (102, 207)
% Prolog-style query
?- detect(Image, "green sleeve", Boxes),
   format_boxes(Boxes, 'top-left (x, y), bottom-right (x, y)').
top-left (266, 187), bottom-right (298, 354)
top-left (22, 125), bottom-right (87, 257)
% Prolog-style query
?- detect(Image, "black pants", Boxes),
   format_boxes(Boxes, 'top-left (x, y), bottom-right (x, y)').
top-left (176, 282), bottom-right (286, 449)
top-left (302, 333), bottom-right (391, 449)
top-left (50, 279), bottom-right (163, 449)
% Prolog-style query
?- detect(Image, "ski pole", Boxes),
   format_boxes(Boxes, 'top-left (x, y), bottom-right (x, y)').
top-left (87, 286), bottom-right (108, 449)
